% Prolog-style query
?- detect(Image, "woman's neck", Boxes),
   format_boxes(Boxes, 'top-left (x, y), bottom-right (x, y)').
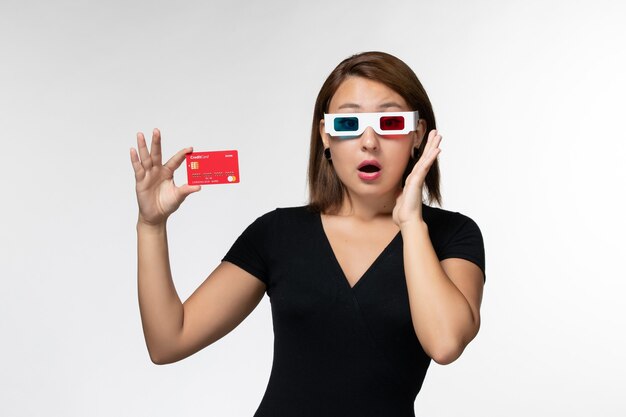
top-left (332, 189), bottom-right (400, 222)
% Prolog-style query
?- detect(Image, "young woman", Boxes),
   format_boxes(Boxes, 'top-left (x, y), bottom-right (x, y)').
top-left (130, 51), bottom-right (485, 416)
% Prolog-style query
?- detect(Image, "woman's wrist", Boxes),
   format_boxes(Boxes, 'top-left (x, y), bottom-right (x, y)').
top-left (137, 215), bottom-right (167, 232)
top-left (399, 219), bottom-right (428, 236)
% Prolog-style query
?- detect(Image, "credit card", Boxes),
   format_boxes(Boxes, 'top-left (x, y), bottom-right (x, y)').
top-left (185, 150), bottom-right (240, 185)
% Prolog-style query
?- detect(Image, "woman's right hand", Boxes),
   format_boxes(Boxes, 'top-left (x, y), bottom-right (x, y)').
top-left (130, 128), bottom-right (201, 226)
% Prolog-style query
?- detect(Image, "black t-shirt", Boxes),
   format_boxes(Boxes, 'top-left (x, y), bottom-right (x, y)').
top-left (222, 204), bottom-right (485, 417)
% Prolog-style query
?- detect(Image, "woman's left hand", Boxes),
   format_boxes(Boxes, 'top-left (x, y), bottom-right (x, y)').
top-left (392, 129), bottom-right (442, 228)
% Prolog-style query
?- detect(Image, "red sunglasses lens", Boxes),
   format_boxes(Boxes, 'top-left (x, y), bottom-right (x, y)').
top-left (379, 116), bottom-right (405, 131)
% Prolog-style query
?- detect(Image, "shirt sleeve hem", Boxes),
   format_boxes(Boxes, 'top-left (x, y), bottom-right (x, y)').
top-left (438, 253), bottom-right (486, 283)
top-left (221, 255), bottom-right (268, 285)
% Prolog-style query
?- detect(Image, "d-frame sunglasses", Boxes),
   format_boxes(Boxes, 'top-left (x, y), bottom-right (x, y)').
top-left (324, 110), bottom-right (419, 139)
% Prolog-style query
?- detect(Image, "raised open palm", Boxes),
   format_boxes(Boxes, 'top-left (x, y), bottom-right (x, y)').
top-left (130, 128), bottom-right (201, 225)
top-left (392, 129), bottom-right (442, 227)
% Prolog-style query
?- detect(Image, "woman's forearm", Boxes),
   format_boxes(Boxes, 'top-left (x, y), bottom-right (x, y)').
top-left (401, 221), bottom-right (478, 364)
top-left (136, 218), bottom-right (184, 364)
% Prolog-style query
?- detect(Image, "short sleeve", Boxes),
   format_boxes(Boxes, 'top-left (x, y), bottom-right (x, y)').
top-left (438, 215), bottom-right (486, 282)
top-left (221, 211), bottom-right (276, 285)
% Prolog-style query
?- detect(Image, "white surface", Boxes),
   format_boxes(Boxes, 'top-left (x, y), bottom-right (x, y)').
top-left (1, 0), bottom-right (625, 415)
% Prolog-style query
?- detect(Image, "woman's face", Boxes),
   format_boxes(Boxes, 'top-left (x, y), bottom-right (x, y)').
top-left (319, 76), bottom-right (425, 202)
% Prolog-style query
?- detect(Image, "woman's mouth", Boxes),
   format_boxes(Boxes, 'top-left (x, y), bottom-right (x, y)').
top-left (357, 160), bottom-right (382, 180)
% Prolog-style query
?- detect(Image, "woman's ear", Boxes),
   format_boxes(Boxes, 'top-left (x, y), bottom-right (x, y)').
top-left (319, 118), bottom-right (330, 148)
top-left (413, 119), bottom-right (427, 149)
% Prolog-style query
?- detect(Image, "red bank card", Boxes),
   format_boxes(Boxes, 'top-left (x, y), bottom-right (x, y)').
top-left (186, 150), bottom-right (240, 185)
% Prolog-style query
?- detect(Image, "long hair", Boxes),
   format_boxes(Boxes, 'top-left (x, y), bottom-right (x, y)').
top-left (307, 51), bottom-right (441, 214)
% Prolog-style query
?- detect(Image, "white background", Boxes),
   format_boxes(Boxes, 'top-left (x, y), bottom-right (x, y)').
top-left (1, 0), bottom-right (625, 415)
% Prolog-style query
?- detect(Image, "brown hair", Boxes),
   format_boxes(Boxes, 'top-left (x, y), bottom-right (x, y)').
top-left (307, 51), bottom-right (441, 214)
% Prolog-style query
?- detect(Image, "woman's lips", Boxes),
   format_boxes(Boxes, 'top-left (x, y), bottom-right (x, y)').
top-left (358, 170), bottom-right (382, 180)
top-left (357, 159), bottom-right (382, 180)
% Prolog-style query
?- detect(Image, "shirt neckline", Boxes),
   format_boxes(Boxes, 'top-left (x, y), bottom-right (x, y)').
top-left (316, 211), bottom-right (401, 291)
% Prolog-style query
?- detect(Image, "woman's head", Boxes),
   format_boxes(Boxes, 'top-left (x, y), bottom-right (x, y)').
top-left (307, 51), bottom-right (441, 214)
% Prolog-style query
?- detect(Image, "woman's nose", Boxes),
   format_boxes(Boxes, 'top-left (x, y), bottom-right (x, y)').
top-left (360, 126), bottom-right (379, 151)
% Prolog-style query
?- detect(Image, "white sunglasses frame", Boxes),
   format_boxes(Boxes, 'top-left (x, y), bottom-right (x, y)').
top-left (323, 110), bottom-right (419, 138)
